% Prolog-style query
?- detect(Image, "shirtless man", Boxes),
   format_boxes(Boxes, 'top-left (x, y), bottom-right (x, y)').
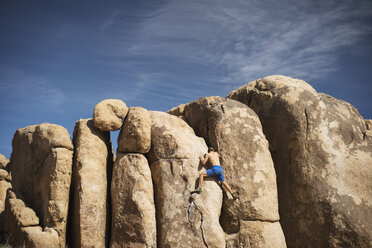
top-left (191, 147), bottom-right (237, 199)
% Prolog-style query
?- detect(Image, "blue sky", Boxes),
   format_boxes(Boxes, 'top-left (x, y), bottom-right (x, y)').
top-left (1, 0), bottom-right (372, 158)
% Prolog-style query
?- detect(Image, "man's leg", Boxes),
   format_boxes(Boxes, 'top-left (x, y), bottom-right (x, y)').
top-left (221, 181), bottom-right (237, 199)
top-left (191, 171), bottom-right (208, 194)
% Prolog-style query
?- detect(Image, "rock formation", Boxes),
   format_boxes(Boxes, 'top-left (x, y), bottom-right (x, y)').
top-left (93, 99), bottom-right (128, 131)
top-left (117, 107), bottom-right (151, 153)
top-left (228, 75), bottom-right (372, 248)
top-left (9, 123), bottom-right (73, 247)
top-left (149, 111), bottom-right (226, 248)
top-left (1, 76), bottom-right (371, 248)
top-left (169, 96), bottom-right (286, 247)
top-left (71, 119), bottom-right (113, 248)
top-left (110, 153), bottom-right (156, 248)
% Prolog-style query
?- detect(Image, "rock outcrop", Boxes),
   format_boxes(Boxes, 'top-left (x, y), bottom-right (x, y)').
top-left (0, 180), bottom-right (11, 214)
top-left (149, 111), bottom-right (226, 248)
top-left (228, 75), bottom-right (372, 248)
top-left (117, 107), bottom-right (151, 153)
top-left (3, 189), bottom-right (59, 248)
top-left (0, 154), bottom-right (11, 239)
top-left (0, 154), bottom-right (9, 170)
top-left (169, 96), bottom-right (286, 247)
top-left (1, 79), bottom-right (371, 248)
top-left (110, 153), bottom-right (156, 248)
top-left (71, 119), bottom-right (113, 248)
top-left (10, 123), bottom-right (73, 247)
top-left (93, 99), bottom-right (128, 131)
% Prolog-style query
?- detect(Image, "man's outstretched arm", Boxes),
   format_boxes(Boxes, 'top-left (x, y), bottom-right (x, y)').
top-left (199, 154), bottom-right (208, 165)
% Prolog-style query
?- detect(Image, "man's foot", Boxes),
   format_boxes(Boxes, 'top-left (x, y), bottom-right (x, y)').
top-left (191, 188), bottom-right (202, 194)
top-left (231, 193), bottom-right (238, 200)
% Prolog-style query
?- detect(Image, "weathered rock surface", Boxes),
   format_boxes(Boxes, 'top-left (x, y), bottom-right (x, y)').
top-left (110, 153), bottom-right (156, 248)
top-left (228, 75), bottom-right (372, 248)
top-left (4, 190), bottom-right (39, 230)
top-left (10, 123), bottom-right (73, 247)
top-left (71, 118), bottom-right (113, 248)
top-left (0, 154), bottom-right (9, 170)
top-left (117, 107), bottom-right (151, 153)
top-left (2, 190), bottom-right (59, 248)
top-left (19, 226), bottom-right (59, 248)
top-left (149, 111), bottom-right (225, 248)
top-left (93, 99), bottom-right (128, 131)
top-left (0, 180), bottom-right (11, 213)
top-left (169, 96), bottom-right (285, 247)
top-left (0, 169), bottom-right (9, 181)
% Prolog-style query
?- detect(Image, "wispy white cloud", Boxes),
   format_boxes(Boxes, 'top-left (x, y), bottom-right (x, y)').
top-left (98, 0), bottom-right (372, 87)
top-left (100, 10), bottom-right (121, 35)
top-left (0, 64), bottom-right (66, 110)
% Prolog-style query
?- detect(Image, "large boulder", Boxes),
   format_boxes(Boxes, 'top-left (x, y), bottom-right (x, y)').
top-left (10, 123), bottom-right (73, 247)
top-left (117, 107), bottom-right (151, 153)
top-left (71, 119), bottom-right (113, 248)
top-left (149, 111), bottom-right (225, 248)
top-left (228, 75), bottom-right (372, 248)
top-left (169, 96), bottom-right (286, 247)
top-left (93, 99), bottom-right (128, 131)
top-left (110, 153), bottom-right (156, 248)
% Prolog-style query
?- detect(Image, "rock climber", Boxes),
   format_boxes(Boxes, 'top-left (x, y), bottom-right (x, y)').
top-left (191, 147), bottom-right (237, 200)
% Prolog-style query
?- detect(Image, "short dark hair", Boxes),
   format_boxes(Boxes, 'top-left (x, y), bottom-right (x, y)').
top-left (208, 147), bottom-right (214, 152)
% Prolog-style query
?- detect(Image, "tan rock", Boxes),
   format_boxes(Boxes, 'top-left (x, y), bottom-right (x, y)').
top-left (228, 75), bottom-right (372, 248)
top-left (0, 180), bottom-right (11, 213)
top-left (149, 111), bottom-right (225, 248)
top-left (19, 226), bottom-right (59, 248)
top-left (170, 96), bottom-right (285, 247)
top-left (110, 153), bottom-right (156, 248)
top-left (238, 221), bottom-right (287, 248)
top-left (71, 118), bottom-right (113, 248)
top-left (117, 107), bottom-right (151, 153)
top-left (3, 190), bottom-right (39, 231)
top-left (168, 103), bottom-right (186, 118)
top-left (0, 169), bottom-right (9, 181)
top-left (0, 154), bottom-right (9, 170)
top-left (7, 225), bottom-right (59, 248)
top-left (10, 123), bottom-right (73, 247)
top-left (93, 99), bottom-right (128, 131)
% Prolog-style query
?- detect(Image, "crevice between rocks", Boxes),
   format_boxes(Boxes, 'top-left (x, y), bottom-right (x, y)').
top-left (144, 155), bottom-right (160, 248)
top-left (304, 108), bottom-right (310, 142)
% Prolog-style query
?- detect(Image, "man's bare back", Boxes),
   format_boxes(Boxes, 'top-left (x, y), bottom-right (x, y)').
top-left (202, 151), bottom-right (221, 167)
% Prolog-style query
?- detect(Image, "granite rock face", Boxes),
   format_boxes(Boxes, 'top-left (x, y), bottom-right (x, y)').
top-left (93, 99), bottom-right (128, 131)
top-left (117, 107), bottom-right (151, 154)
top-left (10, 123), bottom-right (73, 247)
top-left (71, 119), bottom-right (113, 248)
top-left (149, 111), bottom-right (226, 248)
top-left (169, 96), bottom-right (286, 248)
top-left (228, 75), bottom-right (372, 248)
top-left (110, 153), bottom-right (156, 248)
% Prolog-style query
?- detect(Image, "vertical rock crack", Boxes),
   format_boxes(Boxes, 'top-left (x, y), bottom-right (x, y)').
top-left (188, 198), bottom-right (209, 248)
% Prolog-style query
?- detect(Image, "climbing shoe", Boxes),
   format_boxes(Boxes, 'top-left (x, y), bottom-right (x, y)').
top-left (231, 193), bottom-right (238, 200)
top-left (191, 188), bottom-right (202, 194)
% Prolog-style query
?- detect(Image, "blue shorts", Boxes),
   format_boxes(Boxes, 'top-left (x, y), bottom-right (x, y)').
top-left (206, 165), bottom-right (225, 181)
